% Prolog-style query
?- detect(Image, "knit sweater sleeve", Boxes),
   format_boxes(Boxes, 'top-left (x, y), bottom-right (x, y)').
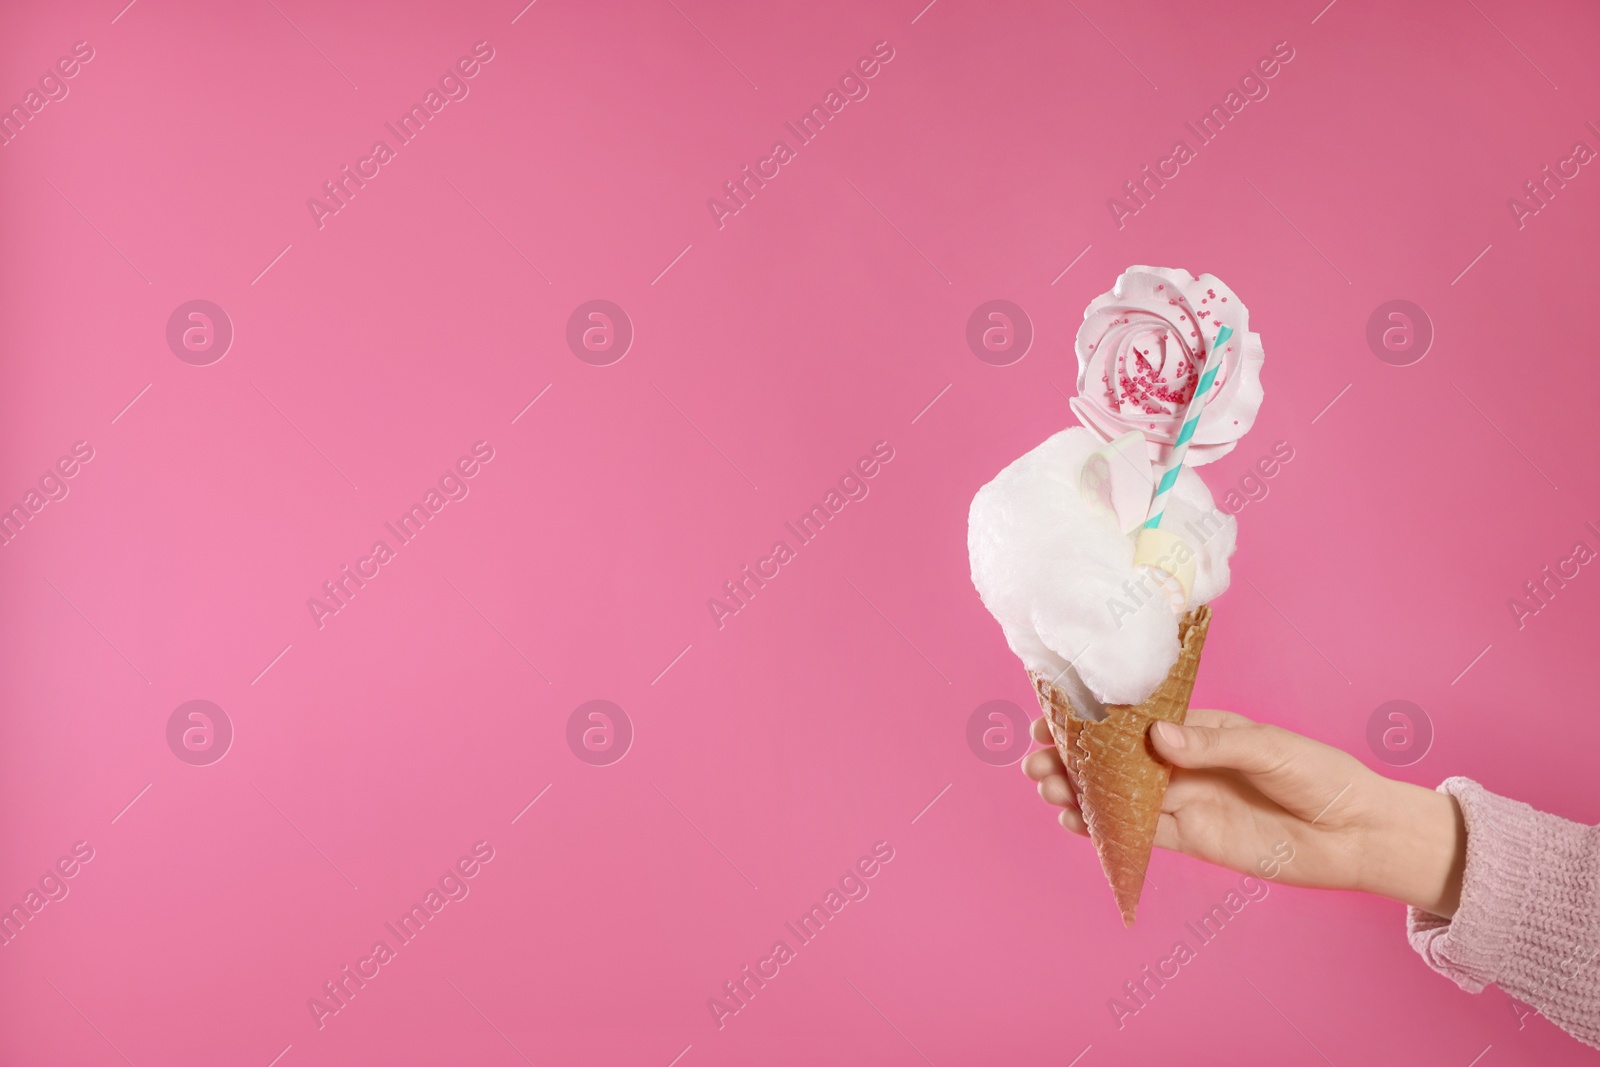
top-left (1408, 776), bottom-right (1600, 1048)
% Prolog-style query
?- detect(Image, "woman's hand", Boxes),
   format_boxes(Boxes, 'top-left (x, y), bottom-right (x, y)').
top-left (1022, 709), bottom-right (1467, 917)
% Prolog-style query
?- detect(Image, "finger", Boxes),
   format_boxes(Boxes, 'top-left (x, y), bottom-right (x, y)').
top-left (1022, 747), bottom-right (1064, 782)
top-left (1151, 719), bottom-right (1366, 819)
top-left (1182, 708), bottom-right (1254, 729)
top-left (1160, 770), bottom-right (1217, 812)
top-left (1160, 762), bottom-right (1270, 804)
top-left (1030, 715), bottom-right (1053, 745)
top-left (1038, 773), bottom-right (1076, 808)
top-left (1151, 720), bottom-right (1299, 776)
top-left (1151, 811), bottom-right (1182, 853)
top-left (1058, 805), bottom-right (1088, 836)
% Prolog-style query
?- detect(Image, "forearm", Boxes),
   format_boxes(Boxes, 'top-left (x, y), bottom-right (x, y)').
top-left (1359, 778), bottom-right (1467, 918)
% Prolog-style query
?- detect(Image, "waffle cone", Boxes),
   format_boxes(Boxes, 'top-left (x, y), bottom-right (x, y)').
top-left (1029, 606), bottom-right (1212, 927)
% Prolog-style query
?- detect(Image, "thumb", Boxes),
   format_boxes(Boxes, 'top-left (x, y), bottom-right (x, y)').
top-left (1151, 719), bottom-right (1295, 777)
top-left (1150, 718), bottom-right (1364, 822)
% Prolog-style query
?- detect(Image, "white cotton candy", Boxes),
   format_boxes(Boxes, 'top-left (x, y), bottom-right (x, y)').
top-left (967, 427), bottom-right (1236, 707)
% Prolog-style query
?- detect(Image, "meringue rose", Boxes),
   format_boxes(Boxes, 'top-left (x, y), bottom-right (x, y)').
top-left (1069, 265), bottom-right (1265, 466)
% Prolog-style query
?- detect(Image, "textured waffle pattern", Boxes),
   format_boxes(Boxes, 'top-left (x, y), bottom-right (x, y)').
top-left (1030, 606), bottom-right (1212, 926)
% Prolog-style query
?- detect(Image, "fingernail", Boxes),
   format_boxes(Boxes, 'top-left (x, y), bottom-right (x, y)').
top-left (1155, 721), bottom-right (1186, 749)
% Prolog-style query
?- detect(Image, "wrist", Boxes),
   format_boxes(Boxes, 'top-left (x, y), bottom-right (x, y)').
top-left (1359, 779), bottom-right (1467, 917)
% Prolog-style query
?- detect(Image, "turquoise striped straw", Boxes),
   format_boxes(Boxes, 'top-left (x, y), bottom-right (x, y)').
top-left (1143, 324), bottom-right (1234, 530)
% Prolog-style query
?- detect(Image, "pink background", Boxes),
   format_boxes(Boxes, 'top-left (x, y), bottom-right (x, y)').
top-left (2, 0), bottom-right (1598, 1063)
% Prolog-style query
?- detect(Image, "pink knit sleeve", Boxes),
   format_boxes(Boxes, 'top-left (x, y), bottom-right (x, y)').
top-left (1407, 776), bottom-right (1600, 1049)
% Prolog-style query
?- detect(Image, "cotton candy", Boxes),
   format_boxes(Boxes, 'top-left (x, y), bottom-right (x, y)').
top-left (968, 427), bottom-right (1235, 707)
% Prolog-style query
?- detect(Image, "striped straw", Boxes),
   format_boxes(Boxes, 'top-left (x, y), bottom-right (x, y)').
top-left (1143, 324), bottom-right (1234, 530)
